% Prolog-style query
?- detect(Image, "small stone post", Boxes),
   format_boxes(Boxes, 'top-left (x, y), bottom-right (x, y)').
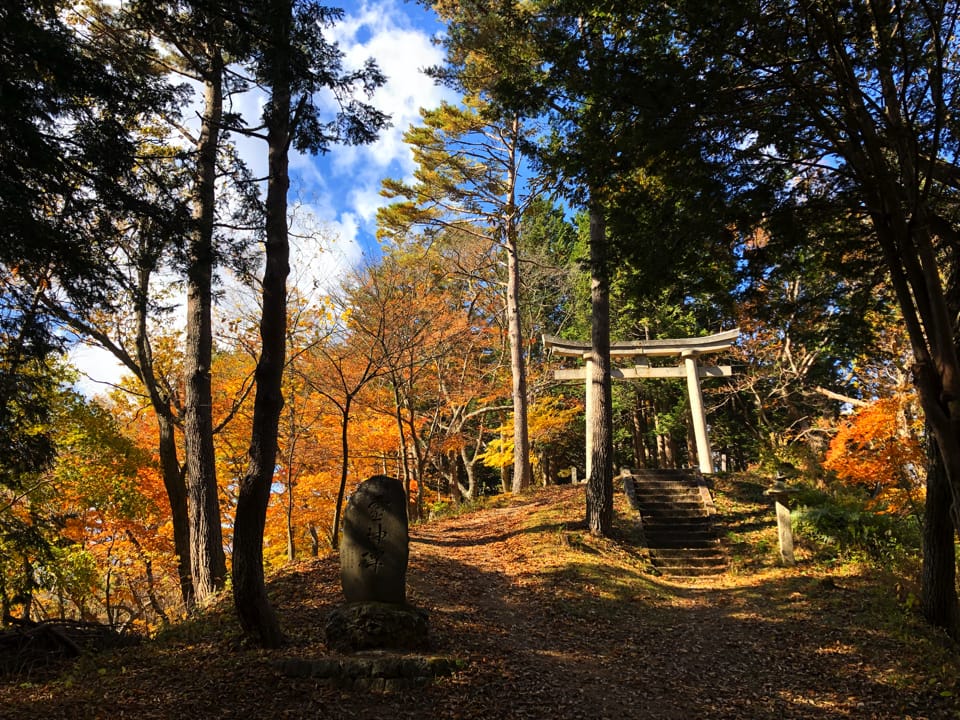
top-left (764, 478), bottom-right (800, 566)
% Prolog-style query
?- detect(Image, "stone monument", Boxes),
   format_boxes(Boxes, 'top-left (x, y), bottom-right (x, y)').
top-left (326, 475), bottom-right (429, 653)
top-left (339, 474), bottom-right (409, 604)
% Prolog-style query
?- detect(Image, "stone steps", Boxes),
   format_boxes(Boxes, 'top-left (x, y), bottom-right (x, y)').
top-left (642, 515), bottom-right (715, 527)
top-left (623, 469), bottom-right (726, 577)
top-left (636, 501), bottom-right (707, 515)
top-left (632, 488), bottom-right (704, 499)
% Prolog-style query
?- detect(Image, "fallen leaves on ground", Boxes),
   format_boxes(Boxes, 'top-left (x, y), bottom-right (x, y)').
top-left (1, 485), bottom-right (958, 719)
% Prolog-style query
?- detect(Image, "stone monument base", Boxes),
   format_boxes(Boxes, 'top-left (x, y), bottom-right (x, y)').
top-left (325, 601), bottom-right (430, 653)
top-left (278, 652), bottom-right (460, 691)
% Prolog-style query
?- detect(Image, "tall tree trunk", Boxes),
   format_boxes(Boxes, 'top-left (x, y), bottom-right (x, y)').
top-left (505, 129), bottom-right (531, 492)
top-left (686, 412), bottom-right (698, 470)
top-left (630, 391), bottom-right (644, 469)
top-left (405, 396), bottom-right (428, 521)
top-left (329, 399), bottom-right (353, 551)
top-left (285, 468), bottom-right (296, 564)
top-left (232, 1), bottom-right (290, 647)
top-left (309, 525), bottom-right (321, 557)
top-left (133, 261), bottom-right (193, 607)
top-left (919, 257), bottom-right (960, 639)
top-left (922, 431), bottom-right (959, 638)
top-left (389, 377), bottom-right (412, 493)
top-left (283, 401), bottom-right (299, 564)
top-left (500, 423), bottom-right (510, 493)
top-left (450, 451), bottom-right (463, 503)
top-left (460, 445), bottom-right (478, 500)
top-left (157, 414), bottom-right (192, 606)
top-left (507, 235), bottom-right (531, 492)
top-left (586, 205), bottom-right (613, 535)
top-left (184, 57), bottom-right (227, 605)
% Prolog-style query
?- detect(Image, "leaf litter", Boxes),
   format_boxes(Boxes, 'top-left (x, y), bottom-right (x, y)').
top-left (1, 485), bottom-right (958, 718)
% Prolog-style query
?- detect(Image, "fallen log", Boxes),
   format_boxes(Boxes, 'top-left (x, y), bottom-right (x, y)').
top-left (0, 619), bottom-right (138, 677)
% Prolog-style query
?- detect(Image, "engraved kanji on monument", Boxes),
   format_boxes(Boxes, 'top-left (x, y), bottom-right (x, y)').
top-left (340, 475), bottom-right (409, 605)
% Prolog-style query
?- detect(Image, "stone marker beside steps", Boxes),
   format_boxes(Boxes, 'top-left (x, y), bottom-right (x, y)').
top-left (764, 477), bottom-right (800, 567)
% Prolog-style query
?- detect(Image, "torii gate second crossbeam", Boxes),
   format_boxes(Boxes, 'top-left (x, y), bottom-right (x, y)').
top-left (543, 329), bottom-right (739, 474)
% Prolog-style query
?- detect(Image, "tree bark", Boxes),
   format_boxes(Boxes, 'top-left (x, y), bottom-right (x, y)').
top-left (449, 451), bottom-right (463, 503)
top-left (156, 414), bottom-right (192, 606)
top-left (329, 397), bottom-right (353, 551)
top-left (132, 261), bottom-right (194, 607)
top-left (586, 205), bottom-right (613, 535)
top-left (507, 230), bottom-right (532, 492)
top-left (630, 392), bottom-right (644, 469)
top-left (232, 0), bottom-right (290, 648)
top-left (283, 401), bottom-right (299, 564)
top-left (184, 54), bottom-right (227, 604)
top-left (389, 378), bottom-right (412, 495)
top-left (460, 445), bottom-right (478, 500)
top-left (922, 431), bottom-right (959, 638)
top-left (285, 466), bottom-right (296, 564)
top-left (504, 117), bottom-right (532, 493)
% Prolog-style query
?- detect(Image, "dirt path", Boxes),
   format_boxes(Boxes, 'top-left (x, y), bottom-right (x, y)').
top-left (406, 487), bottom-right (955, 719)
top-left (1, 485), bottom-right (957, 719)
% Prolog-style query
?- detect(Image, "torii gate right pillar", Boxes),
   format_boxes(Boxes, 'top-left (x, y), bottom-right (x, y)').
top-left (683, 350), bottom-right (714, 474)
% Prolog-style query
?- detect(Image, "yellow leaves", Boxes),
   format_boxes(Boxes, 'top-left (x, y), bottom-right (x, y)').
top-left (477, 435), bottom-right (512, 469)
top-left (477, 396), bottom-right (583, 469)
top-left (528, 396), bottom-right (583, 442)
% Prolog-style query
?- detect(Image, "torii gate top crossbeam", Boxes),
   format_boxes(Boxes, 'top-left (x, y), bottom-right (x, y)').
top-left (542, 328), bottom-right (739, 358)
top-left (543, 328), bottom-right (739, 474)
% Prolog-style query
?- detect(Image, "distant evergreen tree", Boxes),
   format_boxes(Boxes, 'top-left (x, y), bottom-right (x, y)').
top-left (0, 1), bottom-right (179, 493)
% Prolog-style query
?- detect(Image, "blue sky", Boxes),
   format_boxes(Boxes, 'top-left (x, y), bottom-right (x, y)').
top-left (71, 0), bottom-right (459, 394)
top-left (232, 0), bottom-right (456, 275)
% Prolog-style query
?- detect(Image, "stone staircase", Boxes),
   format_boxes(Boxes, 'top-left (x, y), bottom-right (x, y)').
top-left (623, 468), bottom-right (726, 577)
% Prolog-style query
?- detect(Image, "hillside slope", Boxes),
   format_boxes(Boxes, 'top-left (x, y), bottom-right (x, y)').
top-left (1, 483), bottom-right (957, 719)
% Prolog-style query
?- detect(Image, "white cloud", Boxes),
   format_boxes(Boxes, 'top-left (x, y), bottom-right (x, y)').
top-left (308, 0), bottom-right (456, 236)
top-left (70, 2), bottom-right (454, 393)
top-left (196, 1), bottom-right (454, 251)
top-left (68, 343), bottom-right (128, 398)
top-left (228, 2), bottom-right (455, 258)
top-left (284, 205), bottom-right (364, 296)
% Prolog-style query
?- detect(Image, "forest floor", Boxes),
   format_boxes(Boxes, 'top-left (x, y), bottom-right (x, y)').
top-left (2, 477), bottom-right (960, 719)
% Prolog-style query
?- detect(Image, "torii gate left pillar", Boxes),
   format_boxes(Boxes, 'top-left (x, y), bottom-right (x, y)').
top-left (544, 330), bottom-right (739, 475)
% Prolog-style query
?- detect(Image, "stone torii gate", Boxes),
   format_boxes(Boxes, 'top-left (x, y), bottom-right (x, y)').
top-left (543, 329), bottom-right (739, 474)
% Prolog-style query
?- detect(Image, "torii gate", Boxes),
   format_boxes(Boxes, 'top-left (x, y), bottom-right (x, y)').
top-left (543, 328), bottom-right (739, 474)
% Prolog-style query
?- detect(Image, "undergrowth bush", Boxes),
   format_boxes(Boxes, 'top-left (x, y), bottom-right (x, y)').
top-left (791, 486), bottom-right (921, 564)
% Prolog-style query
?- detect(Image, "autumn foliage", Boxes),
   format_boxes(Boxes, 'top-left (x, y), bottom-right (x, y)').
top-left (824, 395), bottom-right (925, 514)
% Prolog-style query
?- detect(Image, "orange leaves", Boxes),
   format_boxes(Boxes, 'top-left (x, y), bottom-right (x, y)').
top-left (824, 395), bottom-right (925, 513)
